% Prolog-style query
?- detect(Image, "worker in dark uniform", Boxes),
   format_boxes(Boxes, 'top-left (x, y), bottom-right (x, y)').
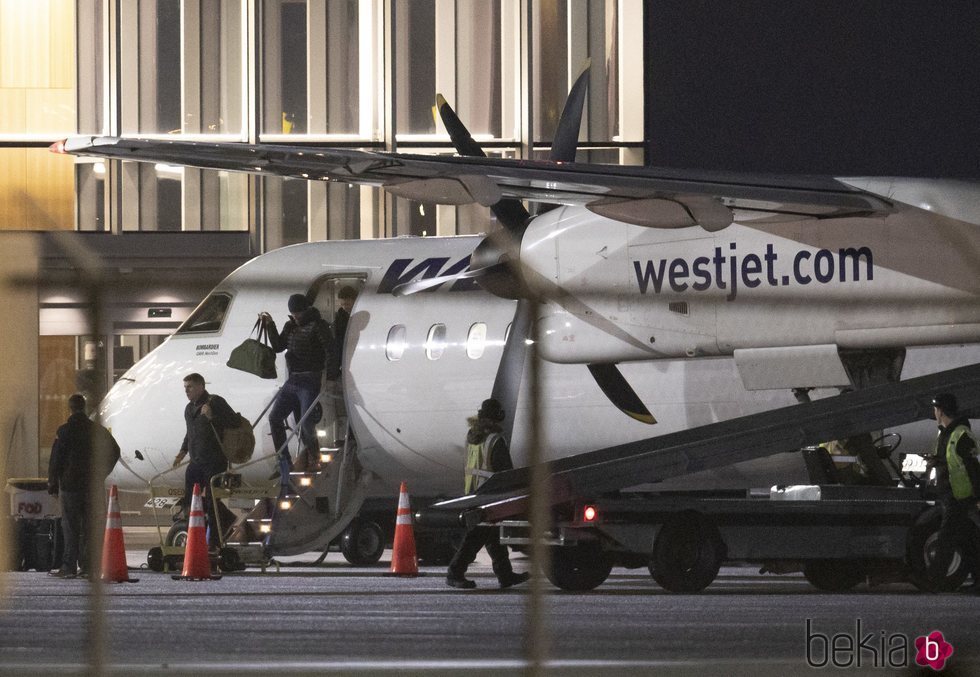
top-left (260, 293), bottom-right (337, 471)
top-left (928, 393), bottom-right (980, 591)
top-left (47, 394), bottom-right (120, 578)
top-left (446, 398), bottom-right (530, 590)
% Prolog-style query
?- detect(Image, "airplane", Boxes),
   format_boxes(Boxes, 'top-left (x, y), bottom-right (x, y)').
top-left (59, 71), bottom-right (980, 563)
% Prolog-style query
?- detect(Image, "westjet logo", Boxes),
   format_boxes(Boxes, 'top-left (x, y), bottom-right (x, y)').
top-left (633, 243), bottom-right (874, 302)
top-left (378, 256), bottom-right (479, 294)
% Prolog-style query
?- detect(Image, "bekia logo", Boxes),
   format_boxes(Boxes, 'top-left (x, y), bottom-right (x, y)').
top-left (806, 620), bottom-right (954, 670)
top-left (915, 631), bottom-right (954, 671)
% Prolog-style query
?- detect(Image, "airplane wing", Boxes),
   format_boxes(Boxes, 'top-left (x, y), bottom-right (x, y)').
top-left (61, 136), bottom-right (893, 231)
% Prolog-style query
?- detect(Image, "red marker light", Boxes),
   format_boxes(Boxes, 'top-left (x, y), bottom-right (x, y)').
top-left (583, 505), bottom-right (598, 522)
top-left (49, 139), bottom-right (67, 154)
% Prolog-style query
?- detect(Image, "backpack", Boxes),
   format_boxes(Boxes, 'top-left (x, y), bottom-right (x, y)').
top-left (216, 413), bottom-right (256, 464)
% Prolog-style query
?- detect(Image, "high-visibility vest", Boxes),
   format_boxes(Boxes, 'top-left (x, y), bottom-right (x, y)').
top-left (464, 432), bottom-right (501, 494)
top-left (946, 425), bottom-right (978, 500)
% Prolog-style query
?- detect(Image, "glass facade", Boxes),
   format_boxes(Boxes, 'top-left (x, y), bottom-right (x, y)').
top-left (4, 0), bottom-right (644, 238)
top-left (0, 0), bottom-right (645, 491)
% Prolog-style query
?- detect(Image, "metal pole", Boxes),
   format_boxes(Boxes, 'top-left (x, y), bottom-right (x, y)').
top-left (85, 279), bottom-right (108, 677)
top-left (524, 299), bottom-right (550, 674)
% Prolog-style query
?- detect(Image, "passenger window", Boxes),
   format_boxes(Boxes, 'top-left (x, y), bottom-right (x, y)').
top-left (425, 324), bottom-right (447, 360)
top-left (175, 293), bottom-right (231, 334)
top-left (386, 325), bottom-right (407, 361)
top-left (466, 322), bottom-right (487, 359)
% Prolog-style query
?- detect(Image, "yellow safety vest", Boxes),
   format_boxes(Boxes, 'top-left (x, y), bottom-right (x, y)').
top-left (464, 433), bottom-right (500, 494)
top-left (946, 425), bottom-right (978, 500)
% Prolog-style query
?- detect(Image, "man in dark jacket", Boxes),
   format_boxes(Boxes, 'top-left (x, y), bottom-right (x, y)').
top-left (446, 398), bottom-right (530, 590)
top-left (260, 293), bottom-right (336, 471)
top-left (47, 394), bottom-right (120, 578)
top-left (172, 373), bottom-right (235, 548)
top-left (928, 392), bottom-right (980, 591)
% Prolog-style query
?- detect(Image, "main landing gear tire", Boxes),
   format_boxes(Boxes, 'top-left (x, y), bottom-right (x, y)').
top-left (166, 520), bottom-right (189, 548)
top-left (906, 506), bottom-right (969, 592)
top-left (341, 518), bottom-right (385, 565)
top-left (650, 511), bottom-right (725, 593)
top-left (545, 543), bottom-right (613, 591)
top-left (803, 560), bottom-right (865, 592)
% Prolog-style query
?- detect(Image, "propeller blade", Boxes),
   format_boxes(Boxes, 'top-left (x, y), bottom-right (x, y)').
top-left (391, 262), bottom-right (508, 297)
top-left (587, 363), bottom-right (657, 425)
top-left (436, 94), bottom-right (530, 234)
top-left (491, 299), bottom-right (534, 443)
top-left (536, 60), bottom-right (591, 216)
top-left (550, 59), bottom-right (591, 163)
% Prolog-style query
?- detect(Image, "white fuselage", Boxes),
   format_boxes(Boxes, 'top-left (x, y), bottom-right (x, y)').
top-left (99, 205), bottom-right (980, 499)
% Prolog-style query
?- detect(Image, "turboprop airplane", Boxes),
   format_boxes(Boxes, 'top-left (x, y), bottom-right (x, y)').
top-left (60, 69), bottom-right (980, 563)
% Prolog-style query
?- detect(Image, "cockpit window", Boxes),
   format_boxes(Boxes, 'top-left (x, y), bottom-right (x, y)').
top-left (175, 293), bottom-right (231, 334)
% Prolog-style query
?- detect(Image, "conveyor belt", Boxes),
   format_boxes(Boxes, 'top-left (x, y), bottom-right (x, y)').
top-left (420, 361), bottom-right (980, 527)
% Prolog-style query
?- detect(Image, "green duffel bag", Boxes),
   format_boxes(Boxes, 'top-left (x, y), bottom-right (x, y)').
top-left (226, 319), bottom-right (277, 379)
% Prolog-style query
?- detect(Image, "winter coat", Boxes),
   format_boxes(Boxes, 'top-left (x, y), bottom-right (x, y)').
top-left (180, 391), bottom-right (235, 467)
top-left (48, 413), bottom-right (121, 493)
top-left (268, 307), bottom-right (338, 378)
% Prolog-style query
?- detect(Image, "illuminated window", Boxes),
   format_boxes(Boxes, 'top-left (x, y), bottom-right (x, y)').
top-left (119, 0), bottom-right (243, 135)
top-left (532, 0), bottom-right (644, 147)
top-left (425, 324), bottom-right (447, 361)
top-left (466, 323), bottom-right (487, 360)
top-left (386, 325), bottom-right (408, 362)
top-left (262, 0), bottom-right (381, 139)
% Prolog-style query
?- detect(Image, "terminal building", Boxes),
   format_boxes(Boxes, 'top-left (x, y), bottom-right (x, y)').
top-left (0, 0), bottom-right (644, 479)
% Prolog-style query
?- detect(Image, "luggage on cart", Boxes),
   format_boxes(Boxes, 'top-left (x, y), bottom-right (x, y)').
top-left (6, 478), bottom-right (63, 572)
top-left (12, 517), bottom-right (63, 572)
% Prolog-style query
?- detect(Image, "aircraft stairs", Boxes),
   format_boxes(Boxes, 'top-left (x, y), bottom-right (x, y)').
top-left (422, 361), bottom-right (980, 528)
top-left (208, 387), bottom-right (373, 568)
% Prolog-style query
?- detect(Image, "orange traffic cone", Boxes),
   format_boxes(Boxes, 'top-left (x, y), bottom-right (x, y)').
top-left (172, 483), bottom-right (221, 581)
top-left (101, 484), bottom-right (138, 582)
top-left (389, 482), bottom-right (419, 576)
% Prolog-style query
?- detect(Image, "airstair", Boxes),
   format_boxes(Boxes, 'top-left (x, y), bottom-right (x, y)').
top-left (147, 383), bottom-right (371, 572)
top-left (422, 361), bottom-right (980, 527)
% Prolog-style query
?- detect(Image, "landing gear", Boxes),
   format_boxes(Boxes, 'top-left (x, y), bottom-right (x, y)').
top-left (906, 506), bottom-right (969, 592)
top-left (166, 520), bottom-right (189, 548)
top-left (340, 518), bottom-right (385, 565)
top-left (545, 543), bottom-right (613, 591)
top-left (650, 511), bottom-right (726, 593)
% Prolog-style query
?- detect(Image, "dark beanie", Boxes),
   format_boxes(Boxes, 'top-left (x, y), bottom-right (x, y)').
top-left (478, 398), bottom-right (505, 422)
top-left (288, 294), bottom-right (310, 313)
top-left (932, 393), bottom-right (959, 416)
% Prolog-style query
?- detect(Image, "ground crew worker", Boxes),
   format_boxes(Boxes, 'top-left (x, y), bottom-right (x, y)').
top-left (928, 392), bottom-right (980, 591)
top-left (446, 398), bottom-right (530, 590)
top-left (47, 394), bottom-right (120, 578)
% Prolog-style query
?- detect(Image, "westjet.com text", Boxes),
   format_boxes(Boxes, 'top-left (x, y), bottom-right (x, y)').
top-left (633, 243), bottom-right (874, 302)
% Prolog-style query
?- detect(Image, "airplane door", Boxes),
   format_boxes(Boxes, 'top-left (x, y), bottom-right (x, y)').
top-left (309, 275), bottom-right (365, 447)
